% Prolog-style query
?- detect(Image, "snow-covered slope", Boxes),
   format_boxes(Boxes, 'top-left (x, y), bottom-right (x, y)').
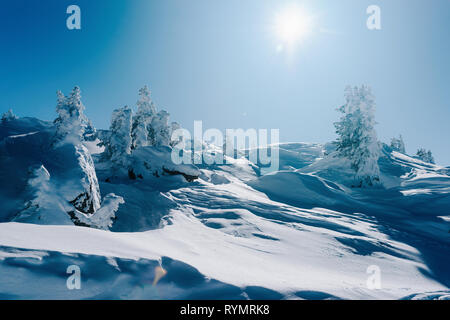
top-left (0, 118), bottom-right (449, 300)
top-left (0, 117), bottom-right (123, 228)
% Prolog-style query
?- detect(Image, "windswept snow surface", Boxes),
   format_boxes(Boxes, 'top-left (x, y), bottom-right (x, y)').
top-left (0, 120), bottom-right (449, 300)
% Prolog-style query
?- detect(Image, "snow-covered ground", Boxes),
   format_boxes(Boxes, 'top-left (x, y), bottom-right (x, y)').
top-left (0, 117), bottom-right (449, 300)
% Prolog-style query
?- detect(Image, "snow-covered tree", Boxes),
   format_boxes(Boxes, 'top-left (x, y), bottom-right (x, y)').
top-left (70, 144), bottom-right (102, 214)
top-left (390, 135), bottom-right (406, 153)
top-left (101, 106), bottom-right (133, 167)
top-left (83, 117), bottom-right (97, 141)
top-left (54, 86), bottom-right (92, 144)
top-left (1, 109), bottom-right (17, 122)
top-left (334, 85), bottom-right (380, 187)
top-left (20, 165), bottom-right (51, 216)
top-left (415, 148), bottom-right (435, 164)
top-left (170, 121), bottom-right (182, 147)
top-left (131, 86), bottom-right (156, 150)
top-left (98, 86), bottom-right (176, 166)
top-left (129, 85), bottom-right (176, 149)
top-left (151, 110), bottom-right (171, 146)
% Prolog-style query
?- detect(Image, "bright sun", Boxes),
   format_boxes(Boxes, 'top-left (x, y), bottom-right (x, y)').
top-left (274, 4), bottom-right (314, 51)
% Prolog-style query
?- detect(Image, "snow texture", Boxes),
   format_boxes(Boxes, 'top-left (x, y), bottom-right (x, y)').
top-left (0, 86), bottom-right (449, 300)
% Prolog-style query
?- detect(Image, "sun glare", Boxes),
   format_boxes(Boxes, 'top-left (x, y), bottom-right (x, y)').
top-left (274, 4), bottom-right (314, 52)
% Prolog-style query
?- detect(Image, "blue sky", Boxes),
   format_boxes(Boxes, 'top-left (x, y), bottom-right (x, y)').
top-left (0, 0), bottom-right (449, 165)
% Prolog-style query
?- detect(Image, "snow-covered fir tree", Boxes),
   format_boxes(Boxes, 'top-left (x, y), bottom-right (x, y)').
top-left (70, 144), bottom-right (102, 214)
top-left (131, 86), bottom-right (157, 150)
top-left (170, 121), bottom-right (182, 147)
top-left (98, 86), bottom-right (180, 168)
top-left (390, 135), bottom-right (406, 153)
top-left (1, 109), bottom-right (17, 122)
top-left (101, 106), bottom-right (133, 167)
top-left (415, 148), bottom-right (435, 164)
top-left (151, 110), bottom-right (171, 146)
top-left (83, 117), bottom-right (97, 141)
top-left (334, 85), bottom-right (381, 187)
top-left (16, 165), bottom-right (51, 220)
top-left (54, 86), bottom-right (93, 144)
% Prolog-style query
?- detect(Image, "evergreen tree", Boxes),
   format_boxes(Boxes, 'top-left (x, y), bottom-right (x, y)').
top-left (102, 106), bottom-right (133, 167)
top-left (1, 109), bottom-right (17, 122)
top-left (170, 121), bottom-right (182, 147)
top-left (415, 148), bottom-right (435, 164)
top-left (151, 110), bottom-right (171, 146)
top-left (390, 135), bottom-right (406, 153)
top-left (334, 85), bottom-right (380, 187)
top-left (131, 86), bottom-right (156, 149)
top-left (54, 86), bottom-right (91, 144)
